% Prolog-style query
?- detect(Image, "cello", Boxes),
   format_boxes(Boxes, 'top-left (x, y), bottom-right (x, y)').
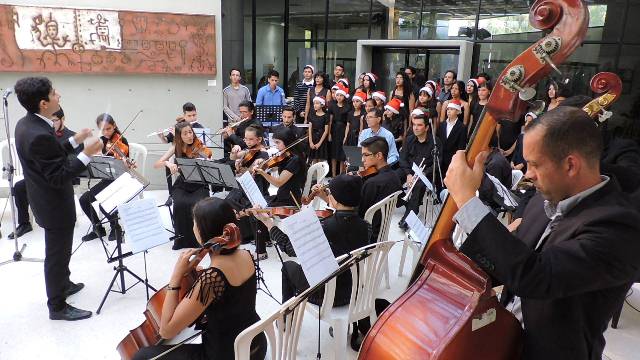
top-left (359, 1), bottom-right (589, 358)
top-left (116, 224), bottom-right (241, 360)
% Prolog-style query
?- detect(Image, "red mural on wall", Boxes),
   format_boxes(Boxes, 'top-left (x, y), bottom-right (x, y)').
top-left (0, 5), bottom-right (216, 75)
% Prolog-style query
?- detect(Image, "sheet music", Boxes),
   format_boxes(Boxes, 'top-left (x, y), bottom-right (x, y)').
top-left (236, 171), bottom-right (268, 208)
top-left (486, 173), bottom-right (519, 208)
top-left (95, 172), bottom-right (145, 214)
top-left (280, 207), bottom-right (339, 287)
top-left (412, 162), bottom-right (434, 192)
top-left (405, 210), bottom-right (429, 245)
top-left (118, 198), bottom-right (171, 254)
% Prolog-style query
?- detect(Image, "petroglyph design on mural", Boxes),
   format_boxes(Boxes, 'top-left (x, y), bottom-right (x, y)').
top-left (0, 4), bottom-right (216, 75)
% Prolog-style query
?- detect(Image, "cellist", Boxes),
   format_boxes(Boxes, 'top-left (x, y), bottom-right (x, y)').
top-left (445, 107), bottom-right (640, 359)
top-left (131, 198), bottom-right (267, 360)
top-left (79, 113), bottom-right (129, 242)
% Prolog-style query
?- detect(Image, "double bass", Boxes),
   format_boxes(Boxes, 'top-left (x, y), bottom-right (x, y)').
top-left (116, 224), bottom-right (241, 360)
top-left (359, 1), bottom-right (590, 358)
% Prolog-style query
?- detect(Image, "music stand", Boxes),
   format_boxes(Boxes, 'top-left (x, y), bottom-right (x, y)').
top-left (83, 155), bottom-right (128, 181)
top-left (193, 127), bottom-right (223, 151)
top-left (96, 170), bottom-right (156, 314)
top-left (256, 105), bottom-right (284, 128)
top-left (175, 158), bottom-right (238, 190)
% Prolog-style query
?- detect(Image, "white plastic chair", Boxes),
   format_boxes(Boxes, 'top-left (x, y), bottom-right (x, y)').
top-left (302, 161), bottom-right (329, 209)
top-left (511, 169), bottom-right (524, 190)
top-left (364, 190), bottom-right (401, 289)
top-left (234, 296), bottom-right (308, 360)
top-left (305, 242), bottom-right (395, 360)
top-left (0, 138), bottom-right (24, 187)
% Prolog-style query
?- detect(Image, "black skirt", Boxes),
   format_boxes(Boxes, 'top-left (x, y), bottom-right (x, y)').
top-left (171, 178), bottom-right (209, 249)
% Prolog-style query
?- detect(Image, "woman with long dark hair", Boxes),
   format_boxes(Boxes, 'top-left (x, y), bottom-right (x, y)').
top-left (439, 80), bottom-right (469, 126)
top-left (79, 113), bottom-right (129, 242)
top-left (468, 80), bottom-right (492, 136)
top-left (362, 72), bottom-right (377, 98)
top-left (132, 197), bottom-right (267, 360)
top-left (390, 71), bottom-right (416, 115)
top-left (304, 71), bottom-right (332, 123)
top-left (155, 121), bottom-right (213, 249)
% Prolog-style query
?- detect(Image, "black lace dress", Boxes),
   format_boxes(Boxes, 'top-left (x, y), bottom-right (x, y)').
top-left (132, 254), bottom-right (267, 360)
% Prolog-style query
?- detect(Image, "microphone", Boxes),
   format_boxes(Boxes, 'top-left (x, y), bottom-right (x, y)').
top-left (3, 87), bottom-right (13, 100)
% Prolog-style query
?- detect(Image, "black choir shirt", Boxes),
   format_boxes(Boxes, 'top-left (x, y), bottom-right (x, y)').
top-left (359, 165), bottom-right (402, 242)
top-left (270, 154), bottom-right (307, 206)
top-left (166, 121), bottom-right (204, 143)
top-left (398, 133), bottom-right (442, 186)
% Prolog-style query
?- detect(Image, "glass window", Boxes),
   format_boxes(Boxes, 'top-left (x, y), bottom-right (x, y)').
top-left (325, 42), bottom-right (358, 87)
top-left (243, 0), bottom-right (254, 91)
top-left (623, 1), bottom-right (640, 43)
top-left (289, 0), bottom-right (326, 40)
top-left (286, 41), bottom-right (325, 95)
top-left (327, 0), bottom-right (372, 40)
top-left (422, 1), bottom-right (480, 40)
top-left (369, 0), bottom-right (388, 39)
top-left (478, 0), bottom-right (543, 42)
top-left (584, 1), bottom-right (624, 42)
top-left (612, 45), bottom-right (640, 118)
top-left (255, 0), bottom-right (285, 90)
top-left (392, 2), bottom-right (422, 40)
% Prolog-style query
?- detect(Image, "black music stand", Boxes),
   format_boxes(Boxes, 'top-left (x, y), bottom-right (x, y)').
top-left (193, 127), bottom-right (224, 151)
top-left (175, 158), bottom-right (238, 190)
top-left (256, 105), bottom-right (284, 128)
top-left (95, 170), bottom-right (157, 314)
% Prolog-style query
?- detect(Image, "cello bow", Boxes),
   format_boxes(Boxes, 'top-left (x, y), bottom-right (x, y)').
top-left (359, 1), bottom-right (589, 359)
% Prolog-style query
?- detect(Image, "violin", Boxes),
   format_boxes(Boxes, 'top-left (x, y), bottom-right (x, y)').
top-left (301, 184), bottom-right (328, 205)
top-left (240, 148), bottom-right (262, 168)
top-left (360, 1), bottom-right (590, 358)
top-left (184, 138), bottom-right (212, 159)
top-left (260, 151), bottom-right (291, 171)
top-left (250, 206), bottom-right (334, 219)
top-left (105, 133), bottom-right (136, 169)
top-left (347, 165), bottom-right (378, 178)
top-left (116, 224), bottom-right (241, 360)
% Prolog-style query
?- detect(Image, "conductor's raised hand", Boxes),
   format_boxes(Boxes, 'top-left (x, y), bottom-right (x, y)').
top-left (444, 150), bottom-right (488, 208)
top-left (74, 128), bottom-right (93, 144)
top-left (82, 137), bottom-right (103, 156)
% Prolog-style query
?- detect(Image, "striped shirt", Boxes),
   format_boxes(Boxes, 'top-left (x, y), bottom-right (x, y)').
top-left (294, 80), bottom-right (314, 114)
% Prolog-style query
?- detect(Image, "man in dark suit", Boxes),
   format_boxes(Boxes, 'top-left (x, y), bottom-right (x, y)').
top-left (437, 99), bottom-right (467, 174)
top-left (445, 107), bottom-right (640, 359)
top-left (14, 77), bottom-right (102, 321)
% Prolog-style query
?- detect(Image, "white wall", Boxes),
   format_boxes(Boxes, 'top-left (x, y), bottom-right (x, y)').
top-left (0, 0), bottom-right (223, 189)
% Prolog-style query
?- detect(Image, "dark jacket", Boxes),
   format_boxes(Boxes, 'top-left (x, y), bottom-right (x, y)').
top-left (437, 119), bottom-right (467, 173)
top-left (15, 113), bottom-right (87, 229)
top-left (397, 133), bottom-right (442, 187)
top-left (461, 180), bottom-right (640, 360)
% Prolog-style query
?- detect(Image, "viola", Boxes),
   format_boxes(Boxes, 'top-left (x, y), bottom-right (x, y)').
top-left (359, 1), bottom-right (589, 358)
top-left (105, 133), bottom-right (136, 169)
top-left (116, 223), bottom-right (241, 360)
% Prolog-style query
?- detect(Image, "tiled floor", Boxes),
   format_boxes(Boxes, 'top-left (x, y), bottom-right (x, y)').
top-left (0, 190), bottom-right (638, 359)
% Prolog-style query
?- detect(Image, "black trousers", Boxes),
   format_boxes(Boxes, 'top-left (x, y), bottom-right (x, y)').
top-left (13, 179), bottom-right (30, 226)
top-left (44, 225), bottom-right (75, 311)
top-left (132, 344), bottom-right (205, 360)
top-left (252, 217), bottom-right (268, 255)
top-left (282, 261), bottom-right (309, 303)
top-left (400, 181), bottom-right (427, 223)
top-left (79, 179), bottom-right (118, 227)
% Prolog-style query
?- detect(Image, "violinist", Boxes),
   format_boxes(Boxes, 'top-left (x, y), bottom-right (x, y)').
top-left (445, 107), bottom-right (640, 359)
top-left (251, 174), bottom-right (369, 305)
top-left (157, 102), bottom-right (203, 144)
top-left (154, 122), bottom-right (213, 250)
top-left (131, 198), bottom-right (267, 360)
top-left (222, 100), bottom-right (263, 156)
top-left (251, 127), bottom-right (307, 260)
top-left (396, 108), bottom-right (442, 229)
top-left (358, 136), bottom-right (402, 242)
top-left (79, 113), bottom-right (129, 242)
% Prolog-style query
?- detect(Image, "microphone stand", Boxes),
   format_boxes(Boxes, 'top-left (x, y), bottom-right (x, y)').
top-left (0, 90), bottom-right (43, 267)
top-left (426, 117), bottom-right (445, 226)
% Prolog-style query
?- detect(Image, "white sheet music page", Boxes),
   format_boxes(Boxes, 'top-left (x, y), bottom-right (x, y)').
top-left (117, 198), bottom-right (171, 254)
top-left (405, 210), bottom-right (429, 245)
top-left (237, 171), bottom-right (268, 208)
top-left (280, 207), bottom-right (338, 287)
top-left (412, 162), bottom-right (434, 192)
top-left (95, 172), bottom-right (144, 214)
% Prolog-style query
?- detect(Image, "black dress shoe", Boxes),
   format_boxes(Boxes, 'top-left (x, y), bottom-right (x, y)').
top-left (49, 304), bottom-right (92, 321)
top-left (65, 282), bottom-right (85, 297)
top-left (82, 226), bottom-right (106, 242)
top-left (8, 223), bottom-right (33, 239)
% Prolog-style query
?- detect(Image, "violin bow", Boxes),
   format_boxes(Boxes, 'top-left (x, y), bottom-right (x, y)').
top-left (104, 109), bottom-right (143, 155)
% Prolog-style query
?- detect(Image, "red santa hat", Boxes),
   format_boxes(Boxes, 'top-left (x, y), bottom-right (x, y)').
top-left (447, 99), bottom-right (462, 112)
top-left (419, 86), bottom-right (433, 97)
top-left (384, 98), bottom-right (404, 115)
top-left (303, 64), bottom-right (315, 73)
top-left (337, 78), bottom-right (349, 88)
top-left (525, 112), bottom-right (538, 120)
top-left (365, 72), bottom-right (377, 84)
top-left (411, 108), bottom-right (425, 117)
top-left (372, 91), bottom-right (386, 103)
top-left (468, 78), bottom-right (485, 88)
top-left (313, 96), bottom-right (326, 106)
top-left (333, 82), bottom-right (350, 98)
top-left (352, 90), bottom-right (367, 103)
top-left (426, 80), bottom-right (440, 93)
